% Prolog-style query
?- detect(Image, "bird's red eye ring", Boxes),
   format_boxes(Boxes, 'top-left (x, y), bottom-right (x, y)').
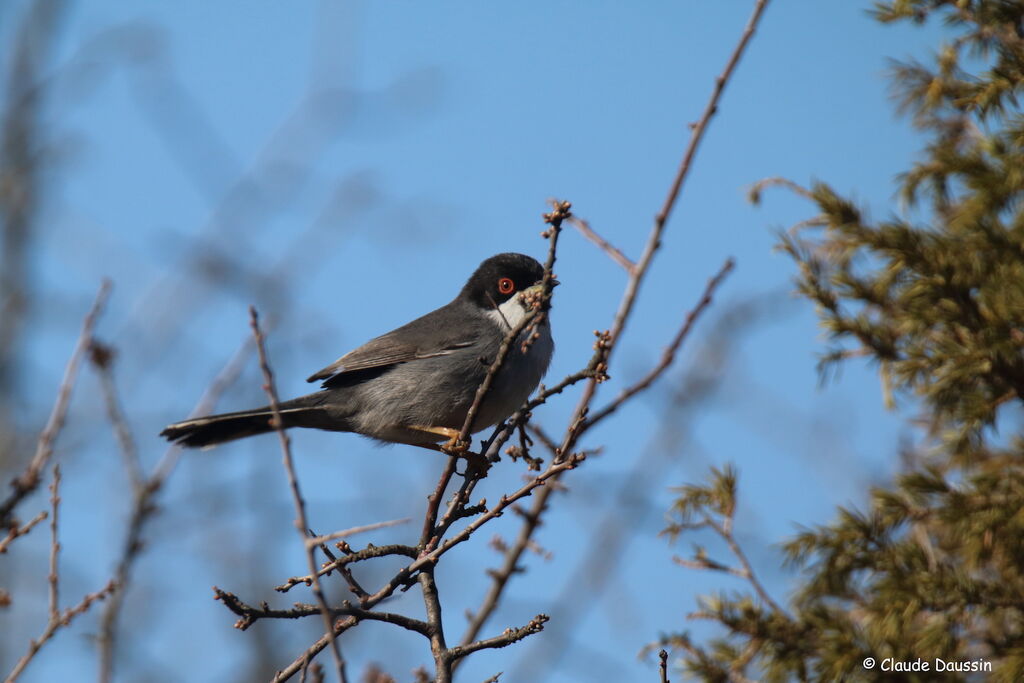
top-left (497, 277), bottom-right (515, 295)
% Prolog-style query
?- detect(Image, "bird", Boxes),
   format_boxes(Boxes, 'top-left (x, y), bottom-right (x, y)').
top-left (160, 252), bottom-right (555, 451)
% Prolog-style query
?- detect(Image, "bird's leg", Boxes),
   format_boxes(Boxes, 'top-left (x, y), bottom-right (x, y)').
top-left (409, 425), bottom-right (467, 454)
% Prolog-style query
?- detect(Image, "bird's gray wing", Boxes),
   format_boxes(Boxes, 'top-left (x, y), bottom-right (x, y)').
top-left (306, 307), bottom-right (477, 383)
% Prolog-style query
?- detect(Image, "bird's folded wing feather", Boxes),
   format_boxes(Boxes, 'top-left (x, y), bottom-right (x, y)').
top-left (306, 305), bottom-right (477, 384)
top-left (306, 337), bottom-right (474, 382)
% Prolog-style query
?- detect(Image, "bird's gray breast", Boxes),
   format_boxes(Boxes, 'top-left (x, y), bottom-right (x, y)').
top-left (327, 307), bottom-right (552, 443)
top-left (474, 317), bottom-right (553, 429)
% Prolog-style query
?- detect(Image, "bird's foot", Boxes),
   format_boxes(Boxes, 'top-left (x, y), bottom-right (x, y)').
top-left (410, 426), bottom-right (470, 456)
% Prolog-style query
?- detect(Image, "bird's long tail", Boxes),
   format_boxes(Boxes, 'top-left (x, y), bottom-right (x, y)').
top-left (160, 394), bottom-right (327, 449)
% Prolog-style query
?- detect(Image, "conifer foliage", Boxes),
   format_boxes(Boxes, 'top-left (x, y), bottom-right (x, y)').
top-left (659, 2), bottom-right (1024, 680)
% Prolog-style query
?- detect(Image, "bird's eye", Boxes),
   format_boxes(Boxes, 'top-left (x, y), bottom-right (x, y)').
top-left (497, 277), bottom-right (515, 295)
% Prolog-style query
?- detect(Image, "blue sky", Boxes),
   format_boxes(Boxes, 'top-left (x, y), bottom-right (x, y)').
top-left (3, 2), bottom-right (946, 681)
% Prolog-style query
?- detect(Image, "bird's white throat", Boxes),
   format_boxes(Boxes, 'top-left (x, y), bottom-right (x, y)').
top-left (484, 293), bottom-right (533, 331)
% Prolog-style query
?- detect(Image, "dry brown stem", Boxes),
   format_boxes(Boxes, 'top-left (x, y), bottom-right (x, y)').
top-left (0, 281), bottom-right (110, 528)
top-left (251, 306), bottom-right (348, 683)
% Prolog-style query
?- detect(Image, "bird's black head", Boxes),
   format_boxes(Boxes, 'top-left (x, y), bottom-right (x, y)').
top-left (459, 253), bottom-right (546, 309)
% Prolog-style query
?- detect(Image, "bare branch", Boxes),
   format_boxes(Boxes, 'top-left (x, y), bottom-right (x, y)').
top-left (459, 263), bottom-right (732, 654)
top-left (419, 455), bottom-right (460, 550)
top-left (506, 300), bottom-right (769, 678)
top-left (270, 454), bottom-right (582, 682)
top-left (97, 336), bottom-right (253, 683)
top-left (250, 306), bottom-right (347, 682)
top-left (568, 215), bottom-right (634, 271)
top-left (303, 518), bottom-right (410, 549)
top-left (4, 579), bottom-right (116, 683)
top-left (273, 620), bottom-right (358, 683)
top-left (0, 509), bottom-right (45, 553)
top-left (212, 587), bottom-right (430, 635)
top-left (46, 465), bottom-right (60, 621)
top-left (422, 454), bottom-right (584, 566)
top-left (90, 341), bottom-right (142, 488)
top-left (419, 570), bottom-right (451, 682)
top-left (458, 0), bottom-right (771, 652)
top-left (0, 280), bottom-right (110, 528)
top-left (657, 0), bottom-right (771, 229)
top-left (704, 517), bottom-right (787, 617)
top-left (448, 614), bottom-right (549, 662)
top-left (584, 258), bottom-right (734, 428)
top-left (672, 555), bottom-right (748, 579)
top-left (573, 0), bottom-right (771, 444)
top-left (5, 472), bottom-right (116, 683)
top-left (275, 544), bottom-right (418, 594)
top-left (460, 489), bottom-right (545, 648)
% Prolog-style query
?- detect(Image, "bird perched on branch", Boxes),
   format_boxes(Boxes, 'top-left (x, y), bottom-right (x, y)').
top-left (160, 253), bottom-right (555, 451)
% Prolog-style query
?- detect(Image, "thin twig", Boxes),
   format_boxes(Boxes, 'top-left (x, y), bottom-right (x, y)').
top-left (458, 0), bottom-right (770, 651)
top-left (568, 215), bottom-right (634, 271)
top-left (273, 619), bottom-right (359, 683)
top-left (97, 335), bottom-right (254, 683)
top-left (419, 205), bottom-right (566, 560)
top-left (454, 304), bottom-right (537, 450)
top-left (268, 454), bottom-right (582, 682)
top-left (459, 491), bottom-right (546, 648)
top-left (672, 555), bottom-right (748, 579)
top-left (421, 454), bottom-right (584, 567)
top-left (213, 587), bottom-right (430, 634)
top-left (583, 258), bottom-right (734, 428)
top-left (0, 510), bottom-right (46, 553)
top-left (46, 465), bottom-right (60, 621)
top-left (91, 341), bottom-right (142, 488)
top-left (569, 0), bottom-right (771, 457)
top-left (658, 0), bottom-right (771, 229)
top-left (447, 614), bottom-right (549, 662)
top-left (659, 649), bottom-right (670, 683)
top-left (419, 456), bottom-right (459, 550)
top-left (510, 297), bottom-right (772, 677)
top-left (706, 517), bottom-right (787, 617)
top-left (304, 518), bottom-right (410, 548)
top-left (4, 580), bottom-right (117, 683)
top-left (250, 306), bottom-right (347, 683)
top-left (454, 201), bottom-right (565, 449)
top-left (275, 544), bottom-right (418, 594)
top-left (429, 461), bottom-right (489, 553)
top-left (0, 280), bottom-right (110, 527)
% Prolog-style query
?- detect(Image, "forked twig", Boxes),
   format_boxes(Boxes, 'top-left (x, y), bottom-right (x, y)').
top-left (4, 465), bottom-right (117, 683)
